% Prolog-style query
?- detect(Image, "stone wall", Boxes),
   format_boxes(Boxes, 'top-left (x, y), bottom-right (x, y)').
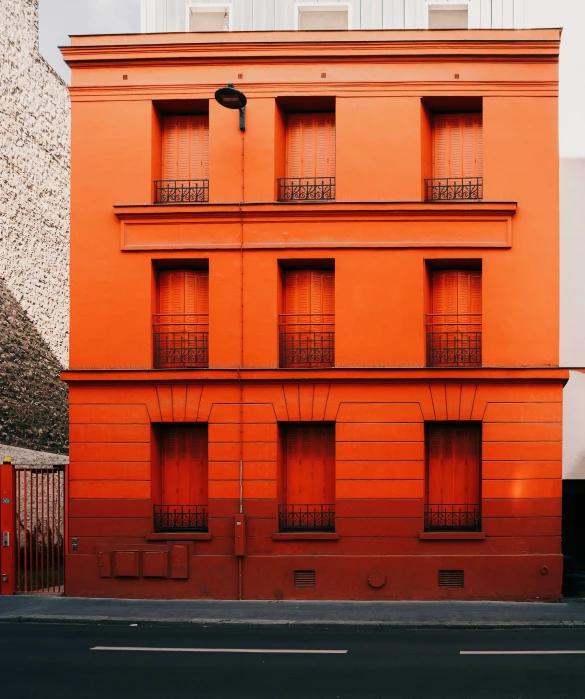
top-left (0, 0), bottom-right (70, 453)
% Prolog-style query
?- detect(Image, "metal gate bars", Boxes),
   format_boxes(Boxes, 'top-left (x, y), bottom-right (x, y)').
top-left (15, 465), bottom-right (65, 593)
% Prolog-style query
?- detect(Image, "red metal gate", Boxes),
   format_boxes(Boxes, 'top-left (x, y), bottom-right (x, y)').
top-left (15, 465), bottom-right (66, 594)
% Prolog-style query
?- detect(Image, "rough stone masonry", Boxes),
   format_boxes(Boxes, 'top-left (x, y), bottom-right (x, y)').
top-left (0, 0), bottom-right (70, 453)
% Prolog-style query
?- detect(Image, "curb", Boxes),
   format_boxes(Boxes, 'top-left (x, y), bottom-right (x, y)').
top-left (2, 615), bottom-right (585, 629)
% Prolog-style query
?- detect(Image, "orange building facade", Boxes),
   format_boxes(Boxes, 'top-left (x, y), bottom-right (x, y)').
top-left (62, 29), bottom-right (565, 600)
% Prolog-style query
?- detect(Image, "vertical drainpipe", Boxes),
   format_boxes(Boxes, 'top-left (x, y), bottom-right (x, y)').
top-left (237, 119), bottom-right (246, 600)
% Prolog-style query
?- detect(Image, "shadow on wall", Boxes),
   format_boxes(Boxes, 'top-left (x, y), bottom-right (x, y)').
top-left (0, 277), bottom-right (68, 453)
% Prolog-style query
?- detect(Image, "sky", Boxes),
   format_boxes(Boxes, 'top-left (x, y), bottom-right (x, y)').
top-left (38, 0), bottom-right (585, 157)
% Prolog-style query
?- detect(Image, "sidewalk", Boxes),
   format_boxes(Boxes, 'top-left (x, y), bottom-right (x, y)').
top-left (2, 596), bottom-right (585, 628)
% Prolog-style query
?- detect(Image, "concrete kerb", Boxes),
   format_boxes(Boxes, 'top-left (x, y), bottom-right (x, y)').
top-left (1, 615), bottom-right (585, 629)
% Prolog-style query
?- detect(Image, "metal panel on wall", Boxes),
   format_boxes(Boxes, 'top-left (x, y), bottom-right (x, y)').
top-left (253, 0), bottom-right (275, 30)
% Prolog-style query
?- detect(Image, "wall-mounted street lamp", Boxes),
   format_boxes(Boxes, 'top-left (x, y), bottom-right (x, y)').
top-left (214, 83), bottom-right (247, 131)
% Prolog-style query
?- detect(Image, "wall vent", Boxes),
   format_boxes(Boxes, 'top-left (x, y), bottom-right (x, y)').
top-left (294, 570), bottom-right (316, 588)
top-left (438, 570), bottom-right (464, 588)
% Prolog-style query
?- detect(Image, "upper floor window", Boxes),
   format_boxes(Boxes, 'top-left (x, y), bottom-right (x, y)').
top-left (426, 268), bottom-right (482, 367)
top-left (296, 3), bottom-right (350, 30)
top-left (188, 4), bottom-right (231, 32)
top-left (154, 269), bottom-right (209, 368)
top-left (428, 2), bottom-right (469, 29)
top-left (154, 425), bottom-right (209, 533)
top-left (156, 115), bottom-right (209, 204)
top-left (279, 423), bottom-right (336, 532)
top-left (426, 112), bottom-right (483, 200)
top-left (425, 423), bottom-right (481, 532)
top-left (279, 268), bottom-right (335, 368)
top-left (278, 113), bottom-right (336, 201)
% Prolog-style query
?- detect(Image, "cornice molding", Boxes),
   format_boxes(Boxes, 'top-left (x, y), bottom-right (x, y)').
top-left (70, 80), bottom-right (558, 101)
top-left (62, 36), bottom-right (560, 66)
top-left (114, 200), bottom-right (517, 222)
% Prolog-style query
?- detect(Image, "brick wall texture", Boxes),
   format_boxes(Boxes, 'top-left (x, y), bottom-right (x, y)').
top-left (0, 0), bottom-right (70, 453)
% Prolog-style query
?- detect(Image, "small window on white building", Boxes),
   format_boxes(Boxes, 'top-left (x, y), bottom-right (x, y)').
top-left (188, 4), bottom-right (231, 32)
top-left (296, 3), bottom-right (350, 31)
top-left (428, 3), bottom-right (469, 29)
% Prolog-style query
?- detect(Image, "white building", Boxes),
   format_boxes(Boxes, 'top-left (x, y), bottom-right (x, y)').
top-left (141, 0), bottom-right (527, 33)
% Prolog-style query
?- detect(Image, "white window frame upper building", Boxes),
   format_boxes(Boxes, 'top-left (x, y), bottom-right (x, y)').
top-left (186, 3), bottom-right (232, 32)
top-left (294, 3), bottom-right (352, 31)
top-left (426, 0), bottom-right (469, 29)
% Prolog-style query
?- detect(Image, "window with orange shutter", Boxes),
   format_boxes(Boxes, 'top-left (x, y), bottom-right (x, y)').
top-left (280, 424), bottom-right (335, 532)
top-left (425, 424), bottom-right (481, 532)
top-left (154, 270), bottom-right (209, 368)
top-left (154, 425), bottom-right (208, 532)
top-left (427, 113), bottom-right (483, 200)
top-left (426, 269), bottom-right (481, 367)
top-left (156, 115), bottom-right (209, 203)
top-left (279, 269), bottom-right (334, 367)
top-left (278, 113), bottom-right (336, 200)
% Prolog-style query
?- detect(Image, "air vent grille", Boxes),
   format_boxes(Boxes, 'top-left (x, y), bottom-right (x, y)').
top-left (438, 570), bottom-right (464, 588)
top-left (294, 570), bottom-right (316, 588)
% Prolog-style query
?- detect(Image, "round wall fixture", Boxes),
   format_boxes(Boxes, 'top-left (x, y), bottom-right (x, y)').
top-left (368, 569), bottom-right (386, 589)
top-left (214, 84), bottom-right (247, 110)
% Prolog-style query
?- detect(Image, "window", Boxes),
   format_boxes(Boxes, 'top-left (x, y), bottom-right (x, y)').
top-left (279, 269), bottom-right (334, 368)
top-left (156, 115), bottom-right (209, 203)
top-left (154, 425), bottom-right (209, 532)
top-left (428, 3), bottom-right (469, 29)
top-left (278, 113), bottom-right (336, 200)
top-left (280, 424), bottom-right (335, 532)
top-left (154, 269), bottom-right (209, 368)
top-left (188, 4), bottom-right (230, 32)
top-left (426, 268), bottom-right (482, 367)
top-left (296, 3), bottom-right (350, 30)
top-left (426, 112), bottom-right (483, 200)
top-left (425, 424), bottom-right (481, 532)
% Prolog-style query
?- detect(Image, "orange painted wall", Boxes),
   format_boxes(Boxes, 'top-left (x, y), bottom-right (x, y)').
top-left (63, 29), bottom-right (563, 601)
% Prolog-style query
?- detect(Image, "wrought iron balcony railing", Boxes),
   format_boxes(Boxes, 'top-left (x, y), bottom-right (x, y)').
top-left (279, 504), bottom-right (335, 532)
top-left (279, 314), bottom-right (334, 368)
top-left (153, 314), bottom-right (209, 368)
top-left (426, 314), bottom-right (482, 367)
top-left (425, 177), bottom-right (483, 201)
top-left (154, 504), bottom-right (208, 532)
top-left (155, 179), bottom-right (209, 204)
top-left (277, 177), bottom-right (335, 201)
top-left (424, 504), bottom-right (481, 532)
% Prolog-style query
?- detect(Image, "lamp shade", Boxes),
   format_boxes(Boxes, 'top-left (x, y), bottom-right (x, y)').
top-left (214, 85), bottom-right (247, 110)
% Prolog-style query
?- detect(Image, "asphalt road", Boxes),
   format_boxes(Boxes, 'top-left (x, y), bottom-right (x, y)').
top-left (2, 622), bottom-right (585, 699)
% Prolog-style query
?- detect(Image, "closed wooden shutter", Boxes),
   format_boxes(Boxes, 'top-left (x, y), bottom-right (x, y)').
top-left (157, 270), bottom-right (209, 367)
top-left (284, 270), bottom-right (334, 322)
top-left (158, 270), bottom-right (209, 318)
top-left (162, 426), bottom-right (208, 505)
top-left (427, 425), bottom-right (480, 507)
top-left (162, 115), bottom-right (209, 181)
top-left (286, 113), bottom-right (335, 178)
top-left (285, 425), bottom-right (335, 505)
top-left (431, 270), bottom-right (481, 318)
top-left (433, 113), bottom-right (482, 179)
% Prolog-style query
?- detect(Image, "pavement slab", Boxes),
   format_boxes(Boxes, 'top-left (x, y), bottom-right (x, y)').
top-left (1, 596), bottom-right (585, 628)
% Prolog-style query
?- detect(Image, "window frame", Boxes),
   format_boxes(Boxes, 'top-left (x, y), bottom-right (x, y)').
top-left (294, 3), bottom-right (352, 31)
top-left (426, 0), bottom-right (469, 29)
top-left (186, 3), bottom-right (232, 32)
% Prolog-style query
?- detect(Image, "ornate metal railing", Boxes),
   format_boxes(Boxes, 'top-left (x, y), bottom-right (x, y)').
top-left (425, 177), bottom-right (483, 201)
top-left (279, 315), bottom-right (334, 367)
top-left (154, 505), bottom-right (208, 532)
top-left (155, 179), bottom-right (209, 204)
top-left (279, 504), bottom-right (335, 532)
top-left (426, 315), bottom-right (481, 367)
top-left (277, 177), bottom-right (336, 201)
top-left (425, 504), bottom-right (481, 532)
top-left (153, 314), bottom-right (209, 368)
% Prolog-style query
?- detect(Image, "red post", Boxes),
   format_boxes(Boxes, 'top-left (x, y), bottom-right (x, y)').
top-left (0, 456), bottom-right (16, 595)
